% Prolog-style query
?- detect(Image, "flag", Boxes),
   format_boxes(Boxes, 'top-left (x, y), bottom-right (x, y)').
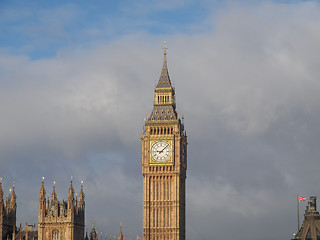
top-left (137, 236), bottom-right (142, 240)
top-left (298, 195), bottom-right (308, 202)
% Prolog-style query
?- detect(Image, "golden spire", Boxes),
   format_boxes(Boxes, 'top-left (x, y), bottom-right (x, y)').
top-left (163, 41), bottom-right (168, 66)
top-left (163, 41), bottom-right (168, 56)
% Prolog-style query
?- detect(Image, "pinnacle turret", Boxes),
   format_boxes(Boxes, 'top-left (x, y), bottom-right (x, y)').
top-left (38, 178), bottom-right (85, 240)
top-left (0, 177), bottom-right (3, 202)
top-left (10, 182), bottom-right (16, 209)
top-left (118, 223), bottom-right (123, 240)
top-left (293, 196), bottom-right (320, 239)
top-left (155, 41), bottom-right (173, 90)
top-left (51, 181), bottom-right (57, 202)
top-left (68, 177), bottom-right (74, 200)
top-left (40, 177), bottom-right (46, 200)
top-left (146, 41), bottom-right (178, 124)
top-left (79, 181), bottom-right (85, 208)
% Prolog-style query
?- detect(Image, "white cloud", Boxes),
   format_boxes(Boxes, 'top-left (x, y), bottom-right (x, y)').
top-left (2, 1), bottom-right (320, 239)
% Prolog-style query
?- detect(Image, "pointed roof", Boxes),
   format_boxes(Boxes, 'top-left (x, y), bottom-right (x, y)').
top-left (79, 180), bottom-right (85, 202)
top-left (68, 176), bottom-right (74, 199)
top-left (0, 177), bottom-right (3, 200)
top-left (118, 223), bottom-right (123, 240)
top-left (51, 181), bottom-right (57, 202)
top-left (146, 42), bottom-right (180, 125)
top-left (293, 196), bottom-right (320, 239)
top-left (10, 181), bottom-right (16, 203)
top-left (155, 41), bottom-right (173, 90)
top-left (84, 232), bottom-right (89, 240)
top-left (40, 177), bottom-right (46, 198)
top-left (89, 223), bottom-right (98, 240)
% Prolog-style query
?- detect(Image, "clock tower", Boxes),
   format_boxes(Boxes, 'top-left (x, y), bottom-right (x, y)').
top-left (142, 42), bottom-right (187, 240)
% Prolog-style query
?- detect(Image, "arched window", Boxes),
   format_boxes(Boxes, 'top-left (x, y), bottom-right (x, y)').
top-left (52, 230), bottom-right (59, 240)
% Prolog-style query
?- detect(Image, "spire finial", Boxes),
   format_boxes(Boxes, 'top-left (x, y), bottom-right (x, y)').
top-left (42, 176), bottom-right (45, 183)
top-left (12, 181), bottom-right (15, 189)
top-left (71, 176), bottom-right (73, 182)
top-left (163, 41), bottom-right (168, 56)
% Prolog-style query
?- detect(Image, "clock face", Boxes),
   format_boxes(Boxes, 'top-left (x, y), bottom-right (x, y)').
top-left (151, 141), bottom-right (172, 162)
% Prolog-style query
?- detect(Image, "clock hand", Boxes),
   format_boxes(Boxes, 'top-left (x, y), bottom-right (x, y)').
top-left (158, 144), bottom-right (169, 153)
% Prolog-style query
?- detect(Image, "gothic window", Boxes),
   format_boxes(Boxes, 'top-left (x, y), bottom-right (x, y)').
top-left (52, 230), bottom-right (59, 240)
top-left (161, 110), bottom-right (164, 114)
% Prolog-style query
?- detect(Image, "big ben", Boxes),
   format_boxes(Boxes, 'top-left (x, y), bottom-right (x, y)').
top-left (142, 42), bottom-right (187, 240)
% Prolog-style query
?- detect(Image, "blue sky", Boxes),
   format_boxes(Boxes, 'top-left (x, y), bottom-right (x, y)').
top-left (1, 0), bottom-right (320, 240)
top-left (1, 0), bottom-right (300, 59)
top-left (0, 0), bottom-right (217, 58)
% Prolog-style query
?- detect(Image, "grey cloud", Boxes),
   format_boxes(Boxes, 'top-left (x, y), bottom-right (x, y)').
top-left (1, 2), bottom-right (320, 240)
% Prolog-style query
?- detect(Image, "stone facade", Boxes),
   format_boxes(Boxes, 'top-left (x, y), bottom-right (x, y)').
top-left (38, 179), bottom-right (85, 240)
top-left (293, 196), bottom-right (320, 240)
top-left (0, 180), bottom-right (16, 240)
top-left (142, 43), bottom-right (188, 240)
top-left (15, 223), bottom-right (38, 240)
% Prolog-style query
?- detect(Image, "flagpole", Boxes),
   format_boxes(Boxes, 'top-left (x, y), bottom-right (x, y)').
top-left (297, 194), bottom-right (300, 232)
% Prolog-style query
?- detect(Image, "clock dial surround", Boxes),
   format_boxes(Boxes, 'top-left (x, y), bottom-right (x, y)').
top-left (151, 141), bottom-right (172, 162)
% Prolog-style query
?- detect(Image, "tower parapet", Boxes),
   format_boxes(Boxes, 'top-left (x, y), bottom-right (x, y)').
top-left (0, 179), bottom-right (16, 240)
top-left (38, 178), bottom-right (85, 240)
top-left (293, 196), bottom-right (320, 239)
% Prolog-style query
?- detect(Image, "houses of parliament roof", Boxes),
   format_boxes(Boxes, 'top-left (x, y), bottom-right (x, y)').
top-left (293, 196), bottom-right (320, 240)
